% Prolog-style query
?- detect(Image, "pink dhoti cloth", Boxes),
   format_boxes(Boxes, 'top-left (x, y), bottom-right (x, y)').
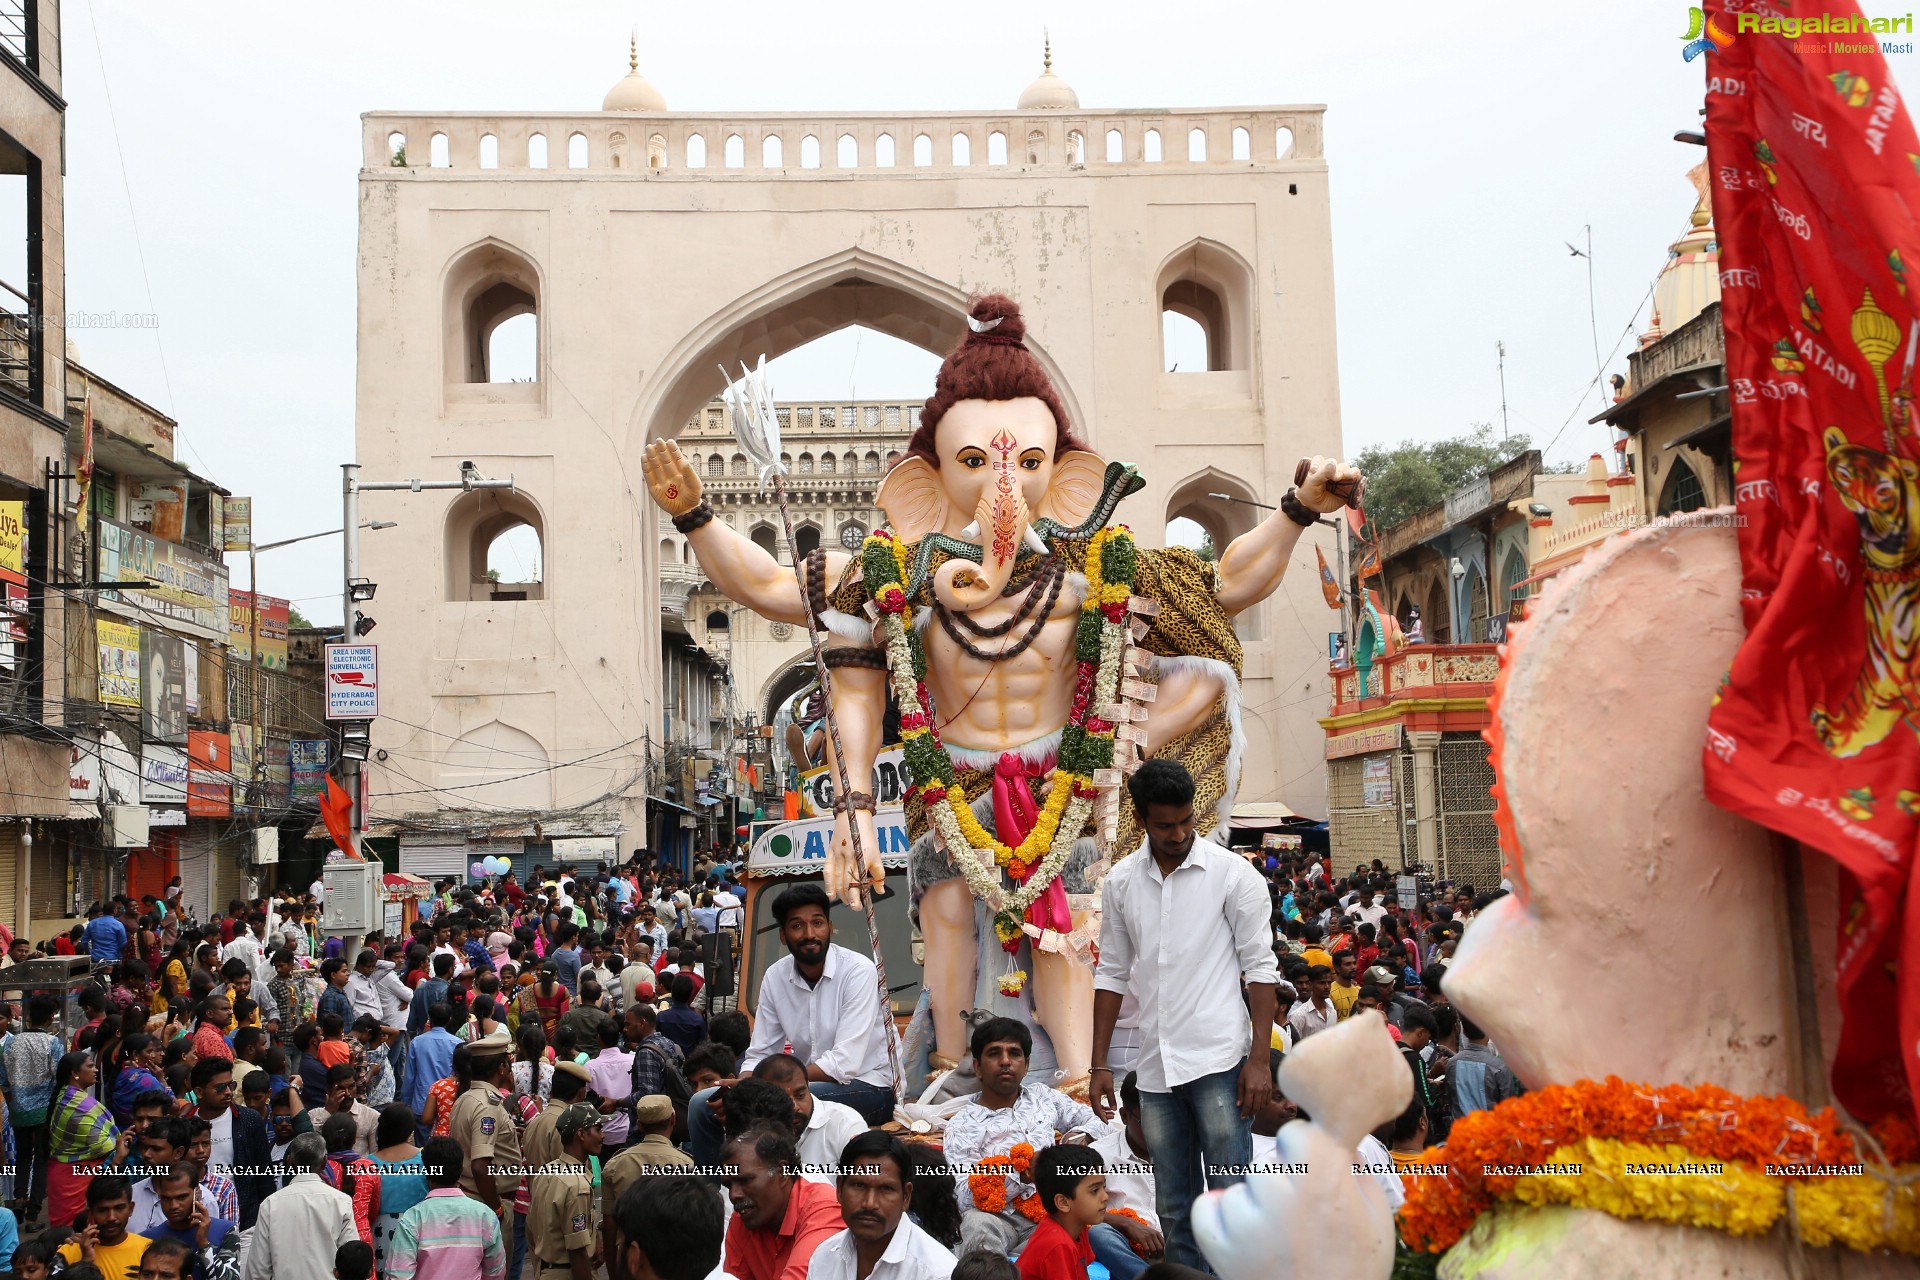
top-left (991, 751), bottom-right (1074, 935)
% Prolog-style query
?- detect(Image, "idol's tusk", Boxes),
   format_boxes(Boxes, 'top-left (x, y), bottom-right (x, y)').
top-left (960, 521), bottom-right (980, 540)
top-left (1024, 527), bottom-right (1049, 555)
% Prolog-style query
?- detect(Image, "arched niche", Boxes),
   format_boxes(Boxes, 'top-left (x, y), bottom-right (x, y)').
top-left (445, 486), bottom-right (547, 602)
top-left (442, 238), bottom-right (542, 386)
top-left (1156, 238), bottom-right (1255, 374)
top-left (440, 720), bottom-right (553, 810)
top-left (1164, 466), bottom-right (1265, 640)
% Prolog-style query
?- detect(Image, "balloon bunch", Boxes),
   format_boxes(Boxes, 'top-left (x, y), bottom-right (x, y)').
top-left (468, 855), bottom-right (513, 878)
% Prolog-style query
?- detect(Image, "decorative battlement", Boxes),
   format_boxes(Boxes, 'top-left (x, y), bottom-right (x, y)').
top-left (360, 106), bottom-right (1325, 176)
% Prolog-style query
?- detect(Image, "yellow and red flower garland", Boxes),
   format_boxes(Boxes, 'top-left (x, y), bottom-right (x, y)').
top-left (864, 525), bottom-right (1137, 995)
top-left (1396, 1076), bottom-right (1920, 1256)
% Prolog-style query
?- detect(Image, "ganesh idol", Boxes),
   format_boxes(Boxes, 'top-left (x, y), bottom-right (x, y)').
top-left (642, 294), bottom-right (1360, 1081)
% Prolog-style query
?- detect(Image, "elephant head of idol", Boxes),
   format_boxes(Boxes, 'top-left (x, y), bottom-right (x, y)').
top-left (876, 295), bottom-right (1107, 611)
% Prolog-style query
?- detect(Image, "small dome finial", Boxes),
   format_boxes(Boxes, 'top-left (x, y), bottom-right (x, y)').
top-left (1043, 28), bottom-right (1053, 74)
top-left (629, 30), bottom-right (638, 73)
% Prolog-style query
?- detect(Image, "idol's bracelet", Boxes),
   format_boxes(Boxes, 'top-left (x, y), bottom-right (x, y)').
top-left (672, 500), bottom-right (716, 534)
top-left (831, 791), bottom-right (877, 815)
top-left (1279, 487), bottom-right (1319, 528)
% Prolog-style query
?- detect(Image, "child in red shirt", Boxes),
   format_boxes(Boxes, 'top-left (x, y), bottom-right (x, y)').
top-left (1017, 1144), bottom-right (1109, 1280)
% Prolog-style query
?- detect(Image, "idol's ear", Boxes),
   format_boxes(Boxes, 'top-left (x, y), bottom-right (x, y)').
top-left (875, 455), bottom-right (951, 542)
top-left (1035, 451), bottom-right (1108, 528)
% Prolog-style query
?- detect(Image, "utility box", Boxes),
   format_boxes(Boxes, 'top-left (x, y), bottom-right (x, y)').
top-left (321, 859), bottom-right (380, 936)
top-left (106, 806), bottom-right (149, 849)
top-left (251, 828), bottom-right (279, 865)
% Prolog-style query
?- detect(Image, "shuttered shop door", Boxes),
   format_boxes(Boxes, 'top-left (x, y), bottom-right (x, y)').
top-left (0, 825), bottom-right (20, 936)
top-left (177, 826), bottom-right (216, 925)
top-left (212, 836), bottom-right (250, 915)
top-left (399, 838), bottom-right (468, 881)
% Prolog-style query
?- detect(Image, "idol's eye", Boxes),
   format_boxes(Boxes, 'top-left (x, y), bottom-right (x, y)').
top-left (1020, 457), bottom-right (1042, 470)
top-left (958, 450), bottom-right (987, 469)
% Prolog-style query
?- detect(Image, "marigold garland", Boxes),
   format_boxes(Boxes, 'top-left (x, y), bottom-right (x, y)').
top-left (1106, 1206), bottom-right (1158, 1255)
top-left (863, 525), bottom-right (1136, 926)
top-left (1396, 1077), bottom-right (1920, 1256)
top-left (970, 1143), bottom-right (1043, 1221)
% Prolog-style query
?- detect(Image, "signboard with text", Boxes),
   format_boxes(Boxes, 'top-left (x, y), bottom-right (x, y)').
top-left (291, 739), bottom-right (329, 799)
top-left (221, 497), bottom-right (252, 551)
top-left (97, 516), bottom-right (230, 641)
top-left (324, 644), bottom-right (378, 719)
top-left (747, 813), bottom-right (912, 878)
top-left (186, 729), bottom-right (231, 817)
top-left (797, 745), bottom-right (911, 818)
top-left (229, 590), bottom-right (290, 670)
top-left (96, 620), bottom-right (141, 707)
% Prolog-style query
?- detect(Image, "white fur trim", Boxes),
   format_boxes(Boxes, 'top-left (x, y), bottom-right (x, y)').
top-left (943, 728), bottom-right (1065, 771)
top-left (912, 606), bottom-right (933, 634)
top-left (1154, 654), bottom-right (1245, 831)
top-left (818, 609), bottom-right (875, 644)
top-left (1064, 572), bottom-right (1089, 606)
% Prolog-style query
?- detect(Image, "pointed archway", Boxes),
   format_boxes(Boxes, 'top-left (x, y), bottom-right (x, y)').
top-left (627, 247), bottom-right (1088, 452)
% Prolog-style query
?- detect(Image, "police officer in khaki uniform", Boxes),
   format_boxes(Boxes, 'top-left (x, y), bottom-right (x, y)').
top-left (449, 1027), bottom-right (525, 1219)
top-left (602, 1093), bottom-right (695, 1213)
top-left (529, 1102), bottom-right (604, 1280)
top-left (525, 1059), bottom-right (592, 1175)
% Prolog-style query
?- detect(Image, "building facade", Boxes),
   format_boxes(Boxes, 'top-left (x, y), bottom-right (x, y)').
top-left (353, 52), bottom-right (1347, 874)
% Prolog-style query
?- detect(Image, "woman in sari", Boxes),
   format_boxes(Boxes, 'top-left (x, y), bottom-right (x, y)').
top-left (47, 1051), bottom-right (117, 1225)
top-left (108, 1033), bottom-right (171, 1126)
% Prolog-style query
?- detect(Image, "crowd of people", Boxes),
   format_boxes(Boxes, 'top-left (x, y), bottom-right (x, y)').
top-left (0, 756), bottom-right (1515, 1280)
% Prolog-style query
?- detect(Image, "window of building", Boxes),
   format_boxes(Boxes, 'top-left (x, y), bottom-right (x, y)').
top-left (706, 455), bottom-right (723, 479)
top-left (732, 455), bottom-right (748, 477)
top-left (988, 131), bottom-right (1008, 165)
top-left (686, 134), bottom-right (707, 168)
top-left (797, 452), bottom-right (813, 474)
top-left (751, 525), bottom-right (778, 557)
top-left (706, 609), bottom-right (730, 630)
top-left (1157, 239), bottom-right (1255, 374)
top-left (0, 126), bottom-right (41, 407)
top-left (446, 488), bottom-right (546, 602)
top-left (528, 133), bottom-right (548, 168)
top-left (1659, 457), bottom-right (1707, 515)
top-left (444, 240), bottom-right (540, 385)
top-left (875, 134), bottom-right (895, 167)
top-left (794, 525), bottom-right (821, 558)
top-left (1500, 546), bottom-right (1529, 607)
top-left (863, 451), bottom-right (880, 473)
top-left (819, 453), bottom-right (835, 474)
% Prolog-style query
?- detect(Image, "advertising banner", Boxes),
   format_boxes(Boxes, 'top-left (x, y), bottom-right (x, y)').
top-left (290, 739), bottom-right (329, 799)
top-left (221, 497), bottom-right (252, 551)
top-left (141, 745), bottom-right (187, 805)
top-left (140, 629), bottom-right (188, 744)
top-left (97, 516), bottom-right (229, 641)
top-left (96, 620), bottom-right (141, 707)
top-left (130, 480), bottom-right (187, 544)
top-left (797, 745), bottom-right (911, 818)
top-left (747, 813), bottom-right (912, 878)
top-left (186, 729), bottom-right (231, 817)
top-left (229, 590), bottom-right (290, 670)
top-left (1362, 756), bottom-right (1394, 808)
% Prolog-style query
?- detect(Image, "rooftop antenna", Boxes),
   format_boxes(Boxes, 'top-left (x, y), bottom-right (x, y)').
top-left (1497, 340), bottom-right (1510, 440)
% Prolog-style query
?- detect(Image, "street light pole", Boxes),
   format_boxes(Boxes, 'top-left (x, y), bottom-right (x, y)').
top-left (338, 463), bottom-right (514, 856)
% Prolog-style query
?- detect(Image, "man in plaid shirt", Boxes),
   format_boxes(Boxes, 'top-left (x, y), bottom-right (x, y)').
top-left (624, 1005), bottom-right (681, 1097)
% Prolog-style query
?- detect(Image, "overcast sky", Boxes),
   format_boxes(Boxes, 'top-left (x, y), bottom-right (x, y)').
top-left (54, 0), bottom-right (1880, 623)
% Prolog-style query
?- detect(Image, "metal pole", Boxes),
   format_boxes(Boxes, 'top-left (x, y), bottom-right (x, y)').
top-left (768, 474), bottom-right (904, 1103)
top-left (250, 545), bottom-right (262, 808)
top-left (341, 463), bottom-right (360, 857)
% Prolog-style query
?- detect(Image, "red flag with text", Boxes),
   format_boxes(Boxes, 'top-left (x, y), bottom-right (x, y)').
top-left (1701, 1), bottom-right (1920, 1124)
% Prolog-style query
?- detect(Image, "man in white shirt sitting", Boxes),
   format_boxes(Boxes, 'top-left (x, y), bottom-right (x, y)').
top-left (688, 884), bottom-right (895, 1168)
top-left (751, 1054), bottom-right (868, 1187)
top-left (1086, 1071), bottom-right (1165, 1280)
top-left (943, 1016), bottom-right (1099, 1257)
top-left (806, 1131), bottom-right (954, 1280)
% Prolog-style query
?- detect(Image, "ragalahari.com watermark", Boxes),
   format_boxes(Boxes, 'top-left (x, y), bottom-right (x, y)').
top-left (1600, 510), bottom-right (1748, 529)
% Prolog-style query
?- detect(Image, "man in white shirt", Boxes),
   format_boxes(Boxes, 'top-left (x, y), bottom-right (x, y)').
top-left (1353, 888), bottom-right (1389, 932)
top-left (1091, 759), bottom-right (1279, 1272)
top-left (1087, 1070), bottom-right (1165, 1280)
top-left (241, 1133), bottom-right (356, 1280)
top-left (344, 949), bottom-right (386, 1025)
top-left (751, 1053), bottom-right (868, 1186)
top-left (807, 1132), bottom-right (954, 1280)
top-left (1288, 965), bottom-right (1338, 1042)
top-left (944, 1017), bottom-right (1099, 1257)
top-left (223, 914), bottom-right (272, 988)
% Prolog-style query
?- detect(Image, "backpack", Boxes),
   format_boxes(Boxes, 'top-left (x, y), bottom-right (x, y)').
top-left (638, 1041), bottom-right (695, 1143)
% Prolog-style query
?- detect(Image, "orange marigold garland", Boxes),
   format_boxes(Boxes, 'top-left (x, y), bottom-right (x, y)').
top-left (969, 1143), bottom-right (1042, 1221)
top-left (1107, 1206), bottom-right (1157, 1255)
top-left (1397, 1077), bottom-right (1920, 1254)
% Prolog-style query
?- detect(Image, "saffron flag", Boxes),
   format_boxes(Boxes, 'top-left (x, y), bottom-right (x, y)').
top-left (1314, 544), bottom-right (1342, 609)
top-left (75, 386), bottom-right (93, 531)
top-left (1701, 1), bottom-right (1920, 1124)
top-left (321, 775), bottom-right (358, 859)
top-left (1355, 545), bottom-right (1382, 581)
